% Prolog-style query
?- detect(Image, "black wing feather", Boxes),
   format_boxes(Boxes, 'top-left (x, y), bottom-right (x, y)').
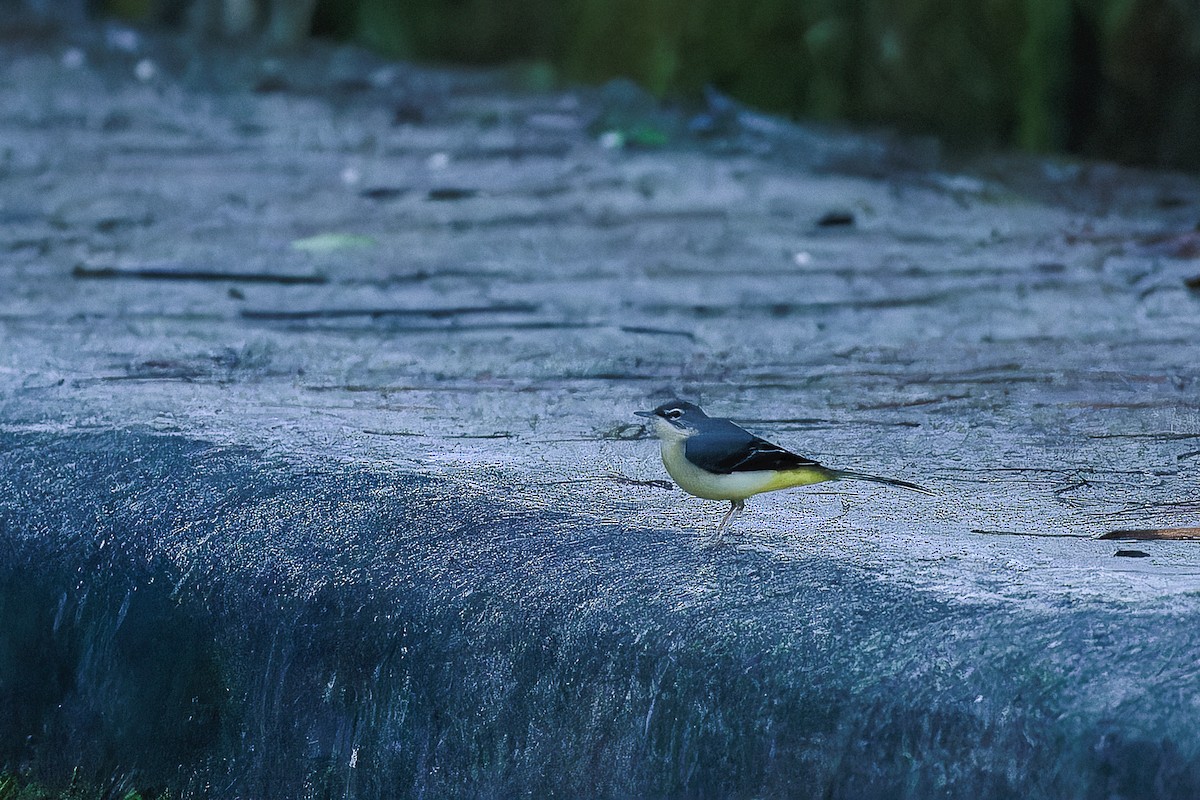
top-left (684, 419), bottom-right (823, 474)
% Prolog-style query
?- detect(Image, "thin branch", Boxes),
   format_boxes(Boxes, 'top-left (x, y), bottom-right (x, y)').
top-left (970, 529), bottom-right (1093, 539)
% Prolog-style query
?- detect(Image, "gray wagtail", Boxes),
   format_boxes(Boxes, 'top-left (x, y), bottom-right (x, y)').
top-left (636, 400), bottom-right (932, 535)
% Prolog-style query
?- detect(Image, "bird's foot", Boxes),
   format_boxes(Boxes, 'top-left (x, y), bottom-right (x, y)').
top-left (707, 499), bottom-right (745, 545)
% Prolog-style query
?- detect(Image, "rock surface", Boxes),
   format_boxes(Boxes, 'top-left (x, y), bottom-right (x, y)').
top-left (2, 14), bottom-right (1200, 799)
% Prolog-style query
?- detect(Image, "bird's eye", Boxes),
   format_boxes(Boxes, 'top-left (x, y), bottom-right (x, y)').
top-left (664, 408), bottom-right (683, 420)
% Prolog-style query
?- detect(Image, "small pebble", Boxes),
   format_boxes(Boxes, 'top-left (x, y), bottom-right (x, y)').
top-left (598, 130), bottom-right (624, 150)
top-left (370, 67), bottom-right (397, 88)
top-left (1113, 550), bottom-right (1150, 558)
top-left (61, 48), bottom-right (85, 69)
top-left (105, 26), bottom-right (139, 53)
top-left (134, 59), bottom-right (157, 82)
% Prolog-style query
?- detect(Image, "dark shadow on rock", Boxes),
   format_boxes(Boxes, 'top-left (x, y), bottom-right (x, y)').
top-left (2, 431), bottom-right (1200, 798)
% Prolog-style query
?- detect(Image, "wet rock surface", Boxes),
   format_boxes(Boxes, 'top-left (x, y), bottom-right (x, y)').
top-left (2, 14), bottom-right (1200, 799)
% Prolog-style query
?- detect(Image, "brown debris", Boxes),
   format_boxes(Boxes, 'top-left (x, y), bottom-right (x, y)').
top-left (1098, 527), bottom-right (1200, 540)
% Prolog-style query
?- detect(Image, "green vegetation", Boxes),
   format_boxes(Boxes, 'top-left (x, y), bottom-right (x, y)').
top-left (0, 772), bottom-right (160, 800)
top-left (115, 0), bottom-right (1200, 169)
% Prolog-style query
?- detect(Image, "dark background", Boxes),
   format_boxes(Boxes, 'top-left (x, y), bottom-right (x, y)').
top-left (89, 0), bottom-right (1200, 171)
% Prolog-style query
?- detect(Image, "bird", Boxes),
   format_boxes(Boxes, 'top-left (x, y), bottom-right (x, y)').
top-left (635, 400), bottom-right (932, 538)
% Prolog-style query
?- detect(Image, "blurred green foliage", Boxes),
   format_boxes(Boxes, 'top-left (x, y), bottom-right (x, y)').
top-left (0, 772), bottom-right (155, 800)
top-left (121, 0), bottom-right (1200, 169)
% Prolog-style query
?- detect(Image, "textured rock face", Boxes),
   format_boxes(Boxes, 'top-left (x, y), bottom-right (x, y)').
top-left (2, 14), bottom-right (1200, 799)
top-left (5, 430), bottom-right (1200, 799)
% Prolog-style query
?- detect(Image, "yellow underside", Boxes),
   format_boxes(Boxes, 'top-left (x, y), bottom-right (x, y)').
top-left (659, 440), bottom-right (836, 501)
top-left (759, 467), bottom-right (834, 493)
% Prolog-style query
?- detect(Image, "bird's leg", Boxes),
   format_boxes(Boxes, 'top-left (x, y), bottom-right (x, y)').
top-left (832, 496), bottom-right (850, 522)
top-left (708, 499), bottom-right (745, 545)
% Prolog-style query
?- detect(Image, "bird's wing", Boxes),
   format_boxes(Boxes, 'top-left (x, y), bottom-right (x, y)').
top-left (685, 420), bottom-right (823, 474)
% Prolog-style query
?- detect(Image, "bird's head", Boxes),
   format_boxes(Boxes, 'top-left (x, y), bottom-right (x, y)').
top-left (635, 400), bottom-right (709, 441)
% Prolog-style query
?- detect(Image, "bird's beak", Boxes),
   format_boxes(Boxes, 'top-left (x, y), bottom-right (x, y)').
top-left (634, 410), bottom-right (654, 418)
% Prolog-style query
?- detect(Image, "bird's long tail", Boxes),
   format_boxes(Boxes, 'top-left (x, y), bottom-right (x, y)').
top-left (830, 469), bottom-right (935, 496)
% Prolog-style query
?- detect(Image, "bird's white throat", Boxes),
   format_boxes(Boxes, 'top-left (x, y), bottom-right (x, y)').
top-left (650, 416), bottom-right (694, 443)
